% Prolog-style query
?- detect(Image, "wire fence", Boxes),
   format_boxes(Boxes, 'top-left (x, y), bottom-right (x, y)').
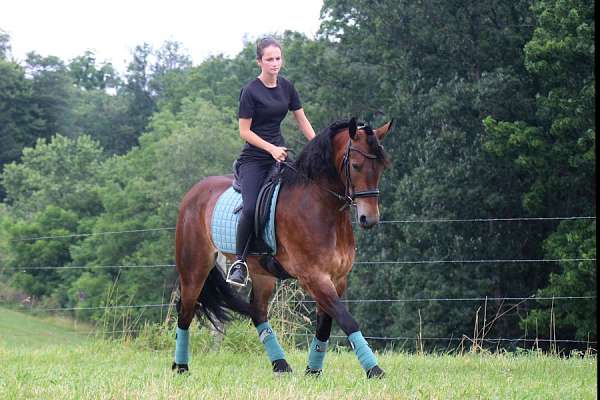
top-left (2, 214), bottom-right (596, 349)
top-left (2, 257), bottom-right (596, 272)
top-left (7, 295), bottom-right (595, 312)
top-left (4, 294), bottom-right (596, 347)
top-left (9, 215), bottom-right (596, 242)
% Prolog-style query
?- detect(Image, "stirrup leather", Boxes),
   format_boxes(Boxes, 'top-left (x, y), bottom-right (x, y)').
top-left (226, 260), bottom-right (249, 287)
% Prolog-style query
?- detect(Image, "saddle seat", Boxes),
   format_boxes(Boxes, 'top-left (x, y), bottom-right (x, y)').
top-left (211, 162), bottom-right (282, 256)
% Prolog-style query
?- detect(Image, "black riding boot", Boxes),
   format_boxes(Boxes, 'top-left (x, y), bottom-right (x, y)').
top-left (227, 209), bottom-right (253, 287)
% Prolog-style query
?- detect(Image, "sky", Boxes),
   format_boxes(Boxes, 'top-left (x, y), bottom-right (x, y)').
top-left (1, 0), bottom-right (324, 73)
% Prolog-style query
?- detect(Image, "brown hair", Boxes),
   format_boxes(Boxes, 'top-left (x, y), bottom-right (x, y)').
top-left (256, 37), bottom-right (282, 60)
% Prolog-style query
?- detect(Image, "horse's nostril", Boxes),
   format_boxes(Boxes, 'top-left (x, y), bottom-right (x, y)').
top-left (360, 215), bottom-right (367, 225)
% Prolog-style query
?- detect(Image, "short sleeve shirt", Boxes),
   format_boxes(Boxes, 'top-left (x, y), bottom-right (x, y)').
top-left (238, 76), bottom-right (302, 161)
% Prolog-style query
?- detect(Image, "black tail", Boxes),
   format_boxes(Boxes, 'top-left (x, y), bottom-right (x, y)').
top-left (195, 264), bottom-right (252, 331)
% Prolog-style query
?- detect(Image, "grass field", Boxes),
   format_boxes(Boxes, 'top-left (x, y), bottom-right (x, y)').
top-left (0, 307), bottom-right (596, 399)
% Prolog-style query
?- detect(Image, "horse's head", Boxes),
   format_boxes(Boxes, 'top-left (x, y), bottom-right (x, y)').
top-left (336, 118), bottom-right (393, 229)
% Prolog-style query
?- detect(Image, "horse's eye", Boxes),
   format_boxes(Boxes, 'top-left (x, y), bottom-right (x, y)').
top-left (352, 163), bottom-right (361, 171)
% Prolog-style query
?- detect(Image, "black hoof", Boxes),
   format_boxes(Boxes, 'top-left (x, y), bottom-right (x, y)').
top-left (171, 362), bottom-right (189, 374)
top-left (305, 366), bottom-right (322, 376)
top-left (366, 365), bottom-right (385, 379)
top-left (272, 359), bottom-right (293, 374)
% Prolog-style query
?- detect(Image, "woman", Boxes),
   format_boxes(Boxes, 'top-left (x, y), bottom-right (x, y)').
top-left (227, 37), bottom-right (316, 286)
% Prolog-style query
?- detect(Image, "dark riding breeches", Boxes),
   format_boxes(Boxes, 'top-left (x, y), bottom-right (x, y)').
top-left (236, 158), bottom-right (276, 258)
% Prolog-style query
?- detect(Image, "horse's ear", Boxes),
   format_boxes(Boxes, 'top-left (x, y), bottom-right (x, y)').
top-left (348, 117), bottom-right (357, 140)
top-left (375, 119), bottom-right (394, 140)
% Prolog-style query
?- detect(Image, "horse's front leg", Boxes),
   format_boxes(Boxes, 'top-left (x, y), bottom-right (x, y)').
top-left (305, 276), bottom-right (348, 375)
top-left (302, 274), bottom-right (385, 378)
top-left (249, 271), bottom-right (293, 374)
top-left (305, 308), bottom-right (332, 375)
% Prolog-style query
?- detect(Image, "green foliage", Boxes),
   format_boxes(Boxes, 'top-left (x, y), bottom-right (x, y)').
top-left (6, 205), bottom-right (79, 298)
top-left (68, 50), bottom-right (121, 91)
top-left (66, 97), bottom-right (239, 319)
top-left (0, 29), bottom-right (10, 60)
top-left (25, 53), bottom-right (78, 140)
top-left (0, 59), bottom-right (46, 196)
top-left (2, 134), bottom-right (104, 217)
top-left (482, 0), bottom-right (595, 341)
top-left (523, 219), bottom-right (596, 339)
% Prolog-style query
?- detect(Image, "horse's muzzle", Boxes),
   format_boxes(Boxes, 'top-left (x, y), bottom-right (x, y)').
top-left (358, 214), bottom-right (379, 229)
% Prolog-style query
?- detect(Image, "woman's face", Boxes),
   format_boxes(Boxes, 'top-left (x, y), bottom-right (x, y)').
top-left (257, 45), bottom-right (282, 76)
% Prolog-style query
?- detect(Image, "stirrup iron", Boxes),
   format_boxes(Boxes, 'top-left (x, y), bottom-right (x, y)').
top-left (226, 260), bottom-right (249, 287)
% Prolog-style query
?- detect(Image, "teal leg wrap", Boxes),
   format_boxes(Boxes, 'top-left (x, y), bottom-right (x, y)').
top-left (174, 327), bottom-right (190, 364)
top-left (307, 336), bottom-right (329, 370)
top-left (256, 322), bottom-right (285, 362)
top-left (348, 331), bottom-right (377, 371)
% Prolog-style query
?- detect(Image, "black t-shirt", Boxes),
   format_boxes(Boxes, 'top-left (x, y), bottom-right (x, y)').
top-left (237, 76), bottom-right (302, 161)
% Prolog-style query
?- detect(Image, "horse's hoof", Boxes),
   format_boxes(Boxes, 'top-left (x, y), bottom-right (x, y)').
top-left (366, 365), bottom-right (385, 379)
top-left (305, 366), bottom-right (322, 376)
top-left (171, 362), bottom-right (189, 374)
top-left (272, 359), bottom-right (293, 374)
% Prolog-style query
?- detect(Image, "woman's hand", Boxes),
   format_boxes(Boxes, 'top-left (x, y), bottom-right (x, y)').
top-left (269, 146), bottom-right (288, 162)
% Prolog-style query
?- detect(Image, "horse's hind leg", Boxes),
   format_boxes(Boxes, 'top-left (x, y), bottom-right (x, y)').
top-left (172, 221), bottom-right (214, 373)
top-left (303, 275), bottom-right (384, 378)
top-left (249, 272), bottom-right (293, 374)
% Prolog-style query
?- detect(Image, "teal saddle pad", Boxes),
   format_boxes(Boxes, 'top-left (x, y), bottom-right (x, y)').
top-left (211, 184), bottom-right (281, 255)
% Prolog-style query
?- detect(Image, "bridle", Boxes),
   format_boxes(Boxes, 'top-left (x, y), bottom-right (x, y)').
top-left (339, 125), bottom-right (381, 210)
top-left (283, 124), bottom-right (382, 211)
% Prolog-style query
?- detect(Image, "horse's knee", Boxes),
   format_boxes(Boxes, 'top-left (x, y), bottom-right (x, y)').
top-left (177, 297), bottom-right (197, 329)
top-left (331, 303), bottom-right (359, 335)
top-left (309, 282), bottom-right (359, 335)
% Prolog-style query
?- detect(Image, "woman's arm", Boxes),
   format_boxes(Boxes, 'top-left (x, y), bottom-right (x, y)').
top-left (239, 118), bottom-right (288, 162)
top-left (292, 108), bottom-right (316, 141)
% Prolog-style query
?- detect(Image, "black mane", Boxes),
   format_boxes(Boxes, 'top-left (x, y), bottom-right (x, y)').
top-left (281, 120), bottom-right (349, 187)
top-left (281, 119), bottom-right (389, 187)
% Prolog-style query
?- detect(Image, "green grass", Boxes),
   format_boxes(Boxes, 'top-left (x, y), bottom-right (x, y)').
top-left (0, 308), bottom-right (596, 399)
top-left (0, 307), bottom-right (92, 348)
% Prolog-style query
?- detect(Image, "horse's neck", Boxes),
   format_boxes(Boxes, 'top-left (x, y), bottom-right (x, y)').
top-left (299, 180), bottom-right (353, 231)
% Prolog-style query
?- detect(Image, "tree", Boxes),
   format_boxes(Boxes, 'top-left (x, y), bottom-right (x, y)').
top-left (120, 43), bottom-right (157, 145)
top-left (0, 29), bottom-right (11, 60)
top-left (0, 58), bottom-right (48, 200)
top-left (68, 50), bottom-right (120, 91)
top-left (7, 205), bottom-right (80, 300)
top-left (25, 52), bottom-right (77, 140)
top-left (484, 0), bottom-right (596, 340)
top-left (318, 0), bottom-right (568, 349)
top-left (150, 40), bottom-right (193, 105)
top-left (2, 134), bottom-right (104, 217)
top-left (68, 97), bottom-right (239, 321)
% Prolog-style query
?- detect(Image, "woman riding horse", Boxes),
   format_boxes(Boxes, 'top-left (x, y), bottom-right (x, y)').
top-left (172, 117), bottom-right (393, 378)
top-left (227, 36), bottom-right (316, 286)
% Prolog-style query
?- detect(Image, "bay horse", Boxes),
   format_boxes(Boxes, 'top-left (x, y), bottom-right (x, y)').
top-left (173, 117), bottom-right (393, 378)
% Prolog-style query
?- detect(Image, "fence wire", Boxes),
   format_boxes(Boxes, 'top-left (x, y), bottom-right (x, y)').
top-left (10, 216), bottom-right (596, 242)
top-left (2, 257), bottom-right (595, 272)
